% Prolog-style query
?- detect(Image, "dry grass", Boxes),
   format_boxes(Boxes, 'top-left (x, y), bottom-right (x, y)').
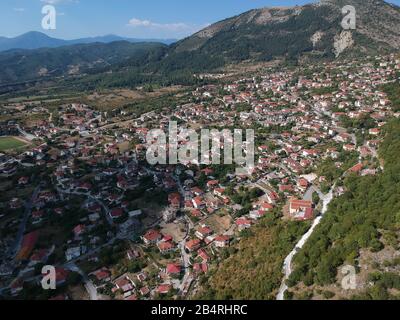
top-left (204, 212), bottom-right (232, 234)
top-left (85, 86), bottom-right (184, 110)
top-left (160, 221), bottom-right (187, 242)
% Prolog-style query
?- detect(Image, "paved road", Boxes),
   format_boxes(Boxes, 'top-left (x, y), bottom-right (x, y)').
top-left (16, 124), bottom-right (36, 141)
top-left (173, 173), bottom-right (195, 296)
top-left (10, 186), bottom-right (41, 258)
top-left (56, 187), bottom-right (114, 227)
top-left (65, 262), bottom-right (98, 300)
top-left (277, 185), bottom-right (335, 300)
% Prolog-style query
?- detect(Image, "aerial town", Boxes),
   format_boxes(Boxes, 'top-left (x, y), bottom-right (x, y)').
top-left (0, 53), bottom-right (399, 300)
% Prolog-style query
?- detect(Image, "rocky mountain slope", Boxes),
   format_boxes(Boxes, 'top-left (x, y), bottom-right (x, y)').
top-left (0, 0), bottom-right (399, 90)
top-left (172, 0), bottom-right (400, 61)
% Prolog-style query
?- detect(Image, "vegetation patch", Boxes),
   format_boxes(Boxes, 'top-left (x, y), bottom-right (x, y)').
top-left (0, 136), bottom-right (27, 151)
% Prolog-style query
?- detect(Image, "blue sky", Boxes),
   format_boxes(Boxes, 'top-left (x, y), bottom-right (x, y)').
top-left (2, 0), bottom-right (400, 39)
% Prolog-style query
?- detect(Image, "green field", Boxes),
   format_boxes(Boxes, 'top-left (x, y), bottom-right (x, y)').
top-left (0, 137), bottom-right (27, 151)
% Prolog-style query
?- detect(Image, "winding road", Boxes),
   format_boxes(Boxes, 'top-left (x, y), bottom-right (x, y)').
top-left (65, 262), bottom-right (98, 300)
top-left (277, 185), bottom-right (335, 300)
top-left (10, 186), bottom-right (41, 259)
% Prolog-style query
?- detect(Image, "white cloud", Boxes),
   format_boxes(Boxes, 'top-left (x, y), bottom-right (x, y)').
top-left (13, 8), bottom-right (25, 12)
top-left (127, 18), bottom-right (209, 35)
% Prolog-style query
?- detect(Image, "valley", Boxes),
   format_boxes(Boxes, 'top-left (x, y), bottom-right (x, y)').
top-left (0, 0), bottom-right (399, 303)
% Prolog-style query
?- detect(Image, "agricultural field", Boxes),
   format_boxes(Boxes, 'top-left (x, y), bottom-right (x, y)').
top-left (0, 136), bottom-right (27, 152)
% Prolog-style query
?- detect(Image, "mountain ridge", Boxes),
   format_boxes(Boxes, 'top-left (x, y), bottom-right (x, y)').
top-left (172, 0), bottom-right (400, 60)
top-left (0, 31), bottom-right (177, 52)
top-left (0, 41), bottom-right (168, 86)
top-left (0, 0), bottom-right (399, 90)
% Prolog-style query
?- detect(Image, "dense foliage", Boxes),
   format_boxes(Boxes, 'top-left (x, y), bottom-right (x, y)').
top-left (288, 119), bottom-right (400, 292)
top-left (382, 82), bottom-right (400, 112)
top-left (175, 5), bottom-right (338, 63)
top-left (0, 41), bottom-right (168, 85)
top-left (198, 214), bottom-right (310, 300)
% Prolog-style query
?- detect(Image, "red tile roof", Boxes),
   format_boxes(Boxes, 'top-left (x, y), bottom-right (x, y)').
top-left (16, 231), bottom-right (39, 261)
top-left (166, 263), bottom-right (181, 275)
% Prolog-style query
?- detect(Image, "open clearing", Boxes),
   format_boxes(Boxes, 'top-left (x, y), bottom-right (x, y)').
top-left (204, 212), bottom-right (232, 234)
top-left (160, 220), bottom-right (186, 242)
top-left (0, 136), bottom-right (27, 151)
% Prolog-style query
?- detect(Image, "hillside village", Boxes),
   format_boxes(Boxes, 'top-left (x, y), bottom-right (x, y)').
top-left (0, 53), bottom-right (399, 300)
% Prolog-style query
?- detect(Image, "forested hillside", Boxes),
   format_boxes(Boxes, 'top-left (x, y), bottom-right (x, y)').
top-left (197, 212), bottom-right (310, 300)
top-left (286, 102), bottom-right (400, 299)
top-left (196, 82), bottom-right (400, 301)
top-left (1, 0), bottom-right (400, 92)
top-left (0, 41), bottom-right (167, 85)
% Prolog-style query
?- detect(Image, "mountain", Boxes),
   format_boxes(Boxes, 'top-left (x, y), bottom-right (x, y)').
top-left (0, 32), bottom-right (67, 52)
top-left (0, 0), bottom-right (399, 90)
top-left (171, 0), bottom-right (400, 62)
top-left (0, 31), bottom-right (176, 52)
top-left (71, 35), bottom-right (177, 46)
top-left (0, 41), bottom-right (168, 85)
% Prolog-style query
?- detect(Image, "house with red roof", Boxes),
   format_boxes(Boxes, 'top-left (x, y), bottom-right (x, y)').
top-left (236, 218), bottom-right (252, 231)
top-left (185, 238), bottom-right (201, 252)
top-left (109, 207), bottom-right (124, 219)
top-left (191, 187), bottom-right (204, 196)
top-left (289, 198), bottom-right (312, 214)
top-left (157, 241), bottom-right (176, 254)
top-left (289, 198), bottom-right (314, 220)
top-left (369, 128), bottom-right (380, 136)
top-left (185, 200), bottom-right (194, 209)
top-left (142, 229), bottom-right (162, 245)
top-left (214, 188), bottom-right (226, 197)
top-left (193, 263), bottom-right (208, 274)
top-left (140, 286), bottom-right (150, 296)
top-left (91, 268), bottom-right (111, 283)
top-left (206, 180), bottom-right (219, 189)
top-left (260, 202), bottom-right (274, 212)
top-left (297, 178), bottom-right (309, 191)
top-left (163, 234), bottom-right (173, 242)
top-left (265, 191), bottom-right (279, 204)
top-left (166, 263), bottom-right (181, 277)
top-left (349, 163), bottom-right (363, 174)
top-left (192, 196), bottom-right (204, 209)
top-left (115, 276), bottom-right (134, 293)
top-left (195, 226), bottom-right (213, 240)
top-left (214, 235), bottom-right (230, 248)
top-left (191, 209), bottom-right (202, 218)
top-left (157, 284), bottom-right (172, 294)
top-left (197, 249), bottom-right (210, 262)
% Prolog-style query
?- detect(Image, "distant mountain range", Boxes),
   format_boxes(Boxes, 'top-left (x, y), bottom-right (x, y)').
top-left (0, 0), bottom-right (399, 91)
top-left (0, 31), bottom-right (177, 52)
top-left (0, 41), bottom-right (168, 86)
